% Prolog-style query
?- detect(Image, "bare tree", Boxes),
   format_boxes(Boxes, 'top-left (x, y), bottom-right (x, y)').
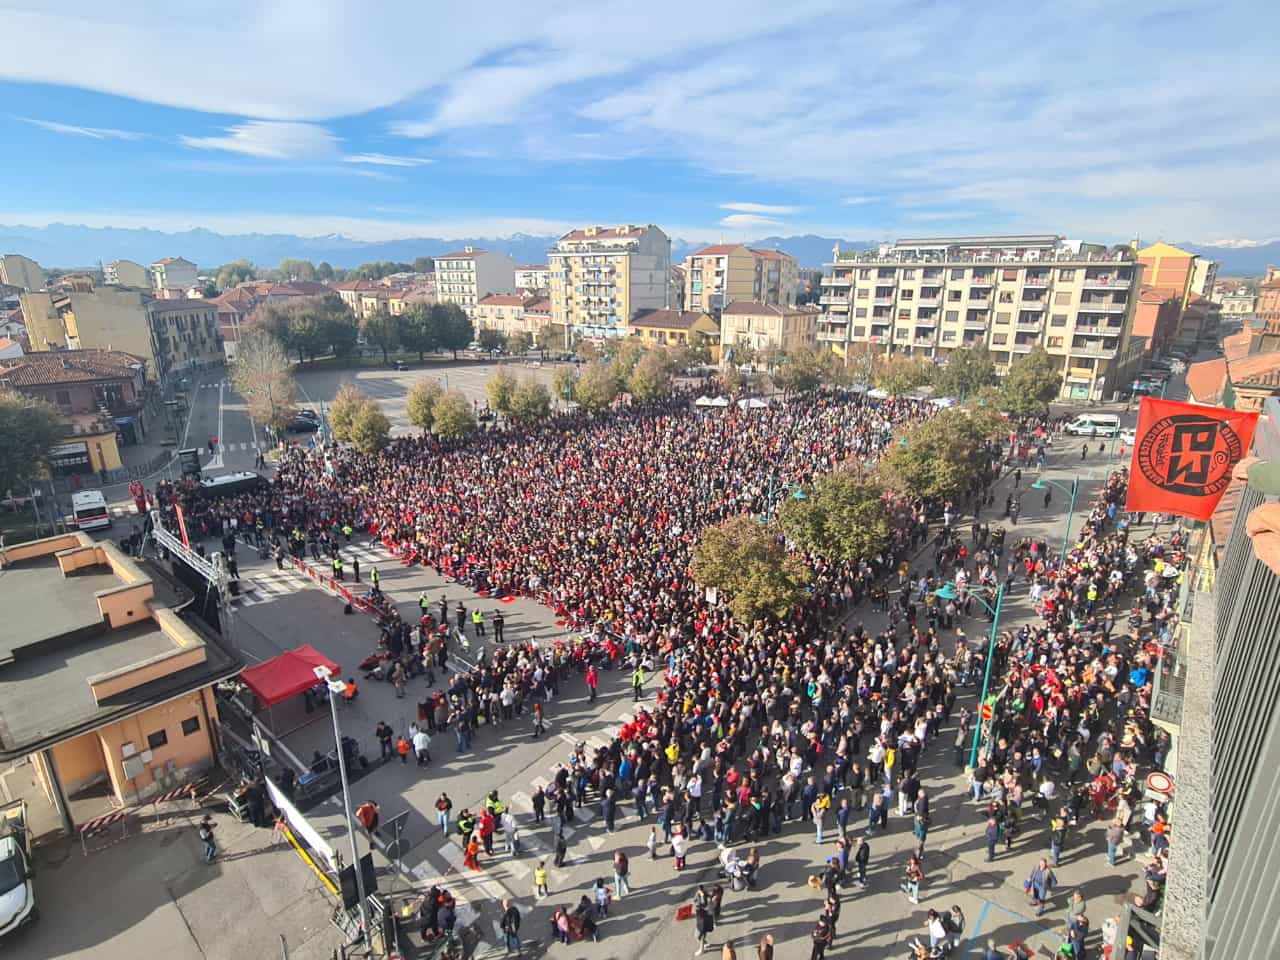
top-left (231, 328), bottom-right (298, 432)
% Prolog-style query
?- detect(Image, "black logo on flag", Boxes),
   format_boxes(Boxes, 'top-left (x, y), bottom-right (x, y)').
top-left (1137, 414), bottom-right (1244, 497)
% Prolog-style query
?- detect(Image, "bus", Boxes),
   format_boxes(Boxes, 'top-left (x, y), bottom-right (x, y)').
top-left (196, 472), bottom-right (265, 499)
top-left (70, 490), bottom-right (112, 531)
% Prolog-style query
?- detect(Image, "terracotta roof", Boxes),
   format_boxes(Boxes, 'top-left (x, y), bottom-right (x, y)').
top-left (1185, 358), bottom-right (1227, 401)
top-left (1138, 286), bottom-right (1181, 303)
top-left (151, 257), bottom-right (192, 266)
top-left (1229, 352), bottom-right (1280, 388)
top-left (748, 248), bottom-right (796, 262)
top-left (722, 301), bottom-right (789, 316)
top-left (477, 295), bottom-right (528, 307)
top-left (559, 225), bottom-right (646, 242)
top-left (217, 287), bottom-right (259, 305)
top-left (0, 337), bottom-right (18, 352)
top-left (516, 264), bottom-right (547, 271)
top-left (148, 297), bottom-right (215, 313)
top-left (1224, 328), bottom-right (1253, 361)
top-left (437, 250), bottom-right (486, 260)
top-left (689, 244), bottom-right (743, 257)
top-left (631, 309), bottom-right (710, 331)
top-left (524, 298), bottom-right (552, 315)
top-left (281, 280), bottom-right (329, 295)
top-left (0, 349), bottom-right (145, 386)
top-left (328, 280), bottom-right (384, 292)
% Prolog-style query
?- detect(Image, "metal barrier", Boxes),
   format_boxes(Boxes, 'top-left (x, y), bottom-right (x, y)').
top-left (79, 808), bottom-right (130, 855)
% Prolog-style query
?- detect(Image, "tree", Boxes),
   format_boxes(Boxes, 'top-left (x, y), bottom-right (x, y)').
top-left (757, 345), bottom-right (786, 374)
top-left (691, 515), bottom-right (813, 623)
top-left (719, 364), bottom-right (746, 397)
top-left (364, 310), bottom-right (399, 364)
top-left (509, 379), bottom-right (552, 422)
top-left (0, 391), bottom-right (63, 495)
top-left (278, 258), bottom-right (316, 281)
top-left (215, 258), bottom-right (255, 290)
top-left (609, 337), bottom-right (647, 379)
top-left (576, 339), bottom-right (601, 363)
top-left (508, 331), bottom-right (533, 355)
top-left (406, 378), bottom-right (444, 432)
top-left (931, 343), bottom-right (997, 400)
top-left (486, 367), bottom-right (518, 415)
top-left (347, 400), bottom-right (390, 453)
top-left (686, 331), bottom-right (714, 366)
top-left (435, 303), bottom-right (474, 359)
top-left (323, 310), bottom-right (360, 358)
top-left (316, 261), bottom-right (335, 280)
top-left (843, 342), bottom-right (883, 386)
top-left (535, 325), bottom-right (561, 355)
top-left (230, 328), bottom-right (297, 432)
top-left (553, 366), bottom-right (578, 402)
top-left (1000, 345), bottom-right (1062, 416)
top-left (775, 347), bottom-right (825, 395)
top-left (327, 383), bottom-right (367, 442)
top-left (779, 467), bottom-right (889, 563)
top-left (878, 407), bottom-right (1003, 500)
top-left (626, 349), bottom-right (674, 402)
top-left (396, 303), bottom-right (437, 362)
top-left (875, 354), bottom-right (932, 396)
top-left (477, 328), bottom-right (507, 353)
top-left (412, 256), bottom-right (434, 274)
top-left (432, 390), bottom-right (476, 439)
top-left (574, 362), bottom-right (619, 411)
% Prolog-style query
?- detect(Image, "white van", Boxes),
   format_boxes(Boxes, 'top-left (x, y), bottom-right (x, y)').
top-left (70, 490), bottom-right (111, 531)
top-left (1065, 413), bottom-right (1121, 437)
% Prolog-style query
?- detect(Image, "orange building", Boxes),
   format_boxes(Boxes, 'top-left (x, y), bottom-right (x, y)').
top-left (1136, 242), bottom-right (1198, 310)
top-left (0, 533), bottom-right (239, 832)
top-left (1132, 287), bottom-right (1181, 355)
top-left (1258, 266), bottom-right (1280, 332)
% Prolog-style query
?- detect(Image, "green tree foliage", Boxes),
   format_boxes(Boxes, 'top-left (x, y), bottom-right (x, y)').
top-left (327, 383), bottom-right (367, 442)
top-left (230, 328), bottom-right (297, 432)
top-left (405, 378), bottom-right (444, 432)
top-left (477, 328), bottom-right (507, 353)
top-left (324, 308), bottom-right (360, 358)
top-left (435, 303), bottom-right (474, 358)
top-left (0, 391), bottom-right (64, 494)
top-left (999, 345), bottom-right (1062, 416)
top-left (609, 337), bottom-right (648, 379)
top-left (535, 325), bottom-right (562, 354)
top-left (258, 294), bottom-right (351, 362)
top-left (215, 259), bottom-right (255, 290)
top-left (553, 366), bottom-right (578, 402)
top-left (931, 343), bottom-right (997, 399)
top-left (686, 331), bottom-right (714, 366)
top-left (412, 257), bottom-right (435, 274)
top-left (277, 258), bottom-right (316, 281)
top-left (315, 261), bottom-right (335, 280)
top-left (574, 361), bottom-right (619, 411)
top-left (691, 515), bottom-right (813, 623)
top-left (349, 261), bottom-right (413, 281)
top-left (347, 400), bottom-right (391, 453)
top-left (395, 303), bottom-right (437, 362)
top-left (576, 339), bottom-right (602, 363)
top-left (486, 367), bottom-right (518, 415)
top-left (432, 390), bottom-right (476, 439)
top-left (779, 468), bottom-right (889, 562)
top-left (775, 346), bottom-right (825, 394)
top-left (878, 407), bottom-right (1003, 500)
top-left (719, 364), bottom-right (746, 397)
top-left (507, 331), bottom-right (533, 355)
top-left (363, 310), bottom-right (399, 364)
top-left (508, 379), bottom-right (552, 422)
top-left (874, 354), bottom-right (932, 396)
top-left (626, 349), bottom-right (674, 401)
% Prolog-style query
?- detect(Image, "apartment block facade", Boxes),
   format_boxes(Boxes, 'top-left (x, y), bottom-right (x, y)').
top-left (104, 259), bottom-right (151, 288)
top-left (721, 301), bottom-right (819, 355)
top-left (684, 245), bottom-right (798, 316)
top-left (514, 264), bottom-right (550, 292)
top-left (150, 257), bottom-right (198, 292)
top-left (548, 225), bottom-right (671, 338)
top-left (435, 247), bottom-right (515, 319)
top-left (818, 235), bottom-right (1141, 401)
top-left (0, 254), bottom-right (45, 291)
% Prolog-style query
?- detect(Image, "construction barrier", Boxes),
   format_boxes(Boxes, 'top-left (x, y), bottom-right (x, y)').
top-left (79, 808), bottom-right (129, 855)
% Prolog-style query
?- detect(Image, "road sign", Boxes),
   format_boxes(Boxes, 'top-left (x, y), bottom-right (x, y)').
top-left (980, 702), bottom-right (993, 721)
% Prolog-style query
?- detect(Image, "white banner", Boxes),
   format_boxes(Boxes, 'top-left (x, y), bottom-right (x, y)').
top-left (265, 776), bottom-right (337, 872)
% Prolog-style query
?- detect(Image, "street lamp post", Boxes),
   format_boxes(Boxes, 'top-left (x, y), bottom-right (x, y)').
top-left (1030, 476), bottom-right (1080, 568)
top-left (313, 666), bottom-right (370, 942)
top-left (760, 474), bottom-right (807, 523)
top-left (936, 580), bottom-right (1006, 768)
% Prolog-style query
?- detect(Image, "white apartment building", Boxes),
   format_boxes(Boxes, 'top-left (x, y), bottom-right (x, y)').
top-left (150, 257), bottom-right (198, 291)
top-left (548, 224), bottom-right (671, 338)
top-left (818, 235), bottom-right (1142, 401)
top-left (514, 264), bottom-right (550, 292)
top-left (435, 247), bottom-right (515, 318)
top-left (0, 254), bottom-right (45, 291)
top-left (104, 259), bottom-right (150, 288)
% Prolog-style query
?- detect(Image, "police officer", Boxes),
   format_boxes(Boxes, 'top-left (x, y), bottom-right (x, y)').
top-left (370, 567), bottom-right (381, 595)
top-left (472, 607), bottom-right (485, 637)
top-left (333, 555), bottom-right (344, 582)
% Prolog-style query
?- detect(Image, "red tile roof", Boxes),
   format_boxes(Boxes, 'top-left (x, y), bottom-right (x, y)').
top-left (0, 349), bottom-right (145, 386)
top-left (748, 248), bottom-right (796, 262)
top-left (524, 298), bottom-right (552, 315)
top-left (689, 244), bottom-right (743, 257)
top-left (722, 300), bottom-right (787, 316)
top-left (1138, 286), bottom-right (1181, 303)
top-left (559, 226), bottom-right (646, 241)
top-left (1229, 352), bottom-right (1280, 388)
top-left (1185, 358), bottom-right (1227, 401)
top-left (631, 309), bottom-right (711, 330)
top-left (148, 297), bottom-right (216, 313)
top-left (437, 250), bottom-right (486, 260)
top-left (477, 295), bottom-right (527, 307)
top-left (0, 337), bottom-right (18, 352)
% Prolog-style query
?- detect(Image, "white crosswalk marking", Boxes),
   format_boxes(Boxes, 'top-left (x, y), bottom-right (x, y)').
top-left (435, 842), bottom-right (505, 943)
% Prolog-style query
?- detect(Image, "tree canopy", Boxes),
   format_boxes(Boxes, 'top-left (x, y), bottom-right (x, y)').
top-left (229, 328), bottom-right (297, 432)
top-left (486, 367), bottom-right (518, 415)
top-left (779, 467), bottom-right (890, 563)
top-left (432, 390), bottom-right (476, 439)
top-left (574, 362), bottom-right (619, 411)
top-left (347, 400), bottom-right (391, 453)
top-left (0, 392), bottom-right (63, 495)
top-left (874, 354), bottom-right (932, 396)
top-left (691, 515), bottom-right (813, 623)
top-left (363, 310), bottom-right (399, 364)
top-left (775, 346), bottom-right (826, 395)
top-left (327, 383), bottom-right (367, 442)
top-left (1000, 345), bottom-right (1062, 416)
top-left (930, 343), bottom-right (997, 400)
top-left (406, 378), bottom-right (444, 432)
top-left (508, 379), bottom-right (552, 422)
top-left (878, 406), bottom-right (1003, 500)
top-left (626, 349), bottom-right (674, 402)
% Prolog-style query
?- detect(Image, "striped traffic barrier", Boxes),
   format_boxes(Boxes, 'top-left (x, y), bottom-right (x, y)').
top-left (79, 808), bottom-right (129, 855)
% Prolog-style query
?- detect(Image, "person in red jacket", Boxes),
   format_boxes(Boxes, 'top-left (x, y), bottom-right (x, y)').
top-left (479, 809), bottom-right (497, 856)
top-left (585, 664), bottom-right (599, 703)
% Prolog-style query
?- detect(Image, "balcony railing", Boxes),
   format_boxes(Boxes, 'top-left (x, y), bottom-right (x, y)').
top-left (1016, 319), bottom-right (1043, 331)
top-left (963, 317), bottom-right (989, 329)
top-left (820, 295), bottom-right (851, 306)
top-left (873, 296), bottom-right (895, 306)
top-left (1069, 345), bottom-right (1119, 359)
top-left (1079, 300), bottom-right (1128, 313)
top-left (969, 297), bottom-right (991, 309)
top-left (1025, 276), bottom-right (1050, 286)
top-left (1082, 275), bottom-right (1132, 288)
top-left (917, 296), bottom-right (941, 307)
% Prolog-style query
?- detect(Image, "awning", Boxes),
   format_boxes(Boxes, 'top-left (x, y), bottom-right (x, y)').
top-left (694, 395), bottom-right (731, 408)
top-left (239, 644), bottom-right (340, 708)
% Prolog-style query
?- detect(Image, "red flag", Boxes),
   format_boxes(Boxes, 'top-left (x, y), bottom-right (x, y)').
top-left (174, 503), bottom-right (191, 548)
top-left (1126, 397), bottom-right (1258, 521)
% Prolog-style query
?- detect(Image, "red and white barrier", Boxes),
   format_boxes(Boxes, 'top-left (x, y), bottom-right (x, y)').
top-left (80, 808), bottom-right (129, 855)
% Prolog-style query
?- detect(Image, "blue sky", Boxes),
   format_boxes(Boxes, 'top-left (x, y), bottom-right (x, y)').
top-left (0, 0), bottom-right (1277, 246)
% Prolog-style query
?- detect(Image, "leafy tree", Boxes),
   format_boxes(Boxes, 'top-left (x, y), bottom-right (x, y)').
top-left (535, 325), bottom-right (561, 354)
top-left (412, 256), bottom-right (435, 274)
top-left (364, 310), bottom-right (399, 364)
top-left (779, 467), bottom-right (889, 562)
top-left (553, 366), bottom-right (578, 402)
top-left (406, 378), bottom-right (444, 432)
top-left (435, 303), bottom-right (474, 359)
top-left (509, 379), bottom-right (552, 422)
top-left (686, 331), bottom-right (714, 366)
top-left (327, 383), bottom-right (367, 442)
top-left (626, 349), bottom-right (674, 401)
top-left (719, 364), bottom-right (746, 397)
top-left (875, 354), bottom-right (932, 396)
top-left (0, 391), bottom-right (64, 495)
top-left (321, 307), bottom-right (359, 359)
top-left (508, 331), bottom-right (533, 355)
top-left (215, 258), bottom-right (255, 290)
top-left (477, 328), bottom-right (506, 353)
top-left (230, 328), bottom-right (297, 432)
top-left (757, 345), bottom-right (785, 374)
top-left (486, 367), bottom-right (518, 415)
top-left (396, 303), bottom-right (437, 362)
top-left (691, 515), bottom-right (813, 623)
top-left (931, 343), bottom-right (997, 400)
top-left (775, 347), bottom-right (825, 394)
top-left (347, 400), bottom-right (390, 453)
top-left (843, 342), bottom-right (883, 386)
top-left (315, 261), bottom-right (335, 280)
top-left (432, 390), bottom-right (476, 439)
top-left (729, 340), bottom-right (756, 367)
top-left (878, 407), bottom-right (1003, 500)
top-left (278, 258), bottom-right (316, 281)
top-left (609, 337), bottom-right (647, 379)
top-left (574, 362), bottom-right (619, 411)
top-left (1000, 345), bottom-right (1062, 416)
top-left (576, 339), bottom-right (601, 363)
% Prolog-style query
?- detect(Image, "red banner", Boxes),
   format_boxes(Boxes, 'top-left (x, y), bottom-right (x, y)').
top-left (1126, 398), bottom-right (1259, 520)
top-left (174, 503), bottom-right (191, 548)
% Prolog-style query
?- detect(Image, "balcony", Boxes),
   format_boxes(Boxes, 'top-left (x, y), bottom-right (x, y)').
top-left (1082, 274), bottom-right (1132, 288)
top-left (968, 297), bottom-right (991, 309)
top-left (963, 317), bottom-right (989, 330)
top-left (820, 295), bottom-right (851, 306)
top-left (1010, 342), bottom-right (1036, 353)
top-left (912, 338), bottom-right (935, 348)
top-left (1079, 300), bottom-right (1128, 313)
top-left (1070, 345), bottom-right (1119, 359)
top-left (1025, 276), bottom-right (1050, 286)
top-left (1016, 319), bottom-right (1043, 332)
top-left (817, 329), bottom-right (847, 343)
top-left (970, 275), bottom-right (993, 287)
top-left (873, 296), bottom-right (895, 306)
top-left (917, 296), bottom-right (941, 307)
top-left (914, 315), bottom-right (938, 328)
top-left (822, 274), bottom-right (853, 287)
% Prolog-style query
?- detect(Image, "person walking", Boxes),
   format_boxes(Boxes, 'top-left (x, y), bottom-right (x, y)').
top-left (695, 901), bottom-right (715, 955)
top-left (375, 720), bottom-right (394, 762)
top-left (463, 835), bottom-right (482, 872)
top-left (672, 826), bottom-right (690, 870)
top-left (900, 853), bottom-right (923, 904)
top-left (632, 662), bottom-right (646, 701)
top-left (413, 727), bottom-right (432, 766)
top-left (853, 836), bottom-right (870, 888)
top-left (586, 664), bottom-right (599, 702)
top-left (810, 916), bottom-right (833, 960)
top-left (985, 816), bottom-right (1000, 862)
top-left (356, 800), bottom-right (380, 850)
top-left (351, 555), bottom-right (360, 583)
top-left (493, 610), bottom-right (504, 644)
top-left (613, 849), bottom-right (630, 898)
top-left (500, 898), bottom-right (522, 956)
top-left (396, 734), bottom-right (411, 764)
top-left (554, 829), bottom-right (568, 868)
top-left (531, 701), bottom-right (546, 739)
top-left (1025, 858), bottom-right (1056, 915)
top-left (812, 793), bottom-right (829, 844)
top-left (647, 825), bottom-right (659, 860)
top-left (370, 566), bottom-right (380, 595)
top-left (1050, 811), bottom-right (1068, 866)
top-left (1106, 817), bottom-right (1125, 867)
top-left (435, 792), bottom-right (452, 834)
top-left (198, 815), bottom-right (217, 863)
top-left (534, 862), bottom-right (549, 898)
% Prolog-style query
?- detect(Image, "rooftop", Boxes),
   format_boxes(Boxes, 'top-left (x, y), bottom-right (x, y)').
top-left (559, 225), bottom-right (648, 242)
top-left (1185, 358), bottom-right (1228, 402)
top-left (1230, 352), bottom-right (1280, 389)
top-left (147, 297), bottom-right (214, 313)
top-left (0, 348), bottom-right (145, 387)
top-left (437, 249), bottom-right (486, 260)
top-left (1139, 286), bottom-right (1182, 304)
top-left (722, 300), bottom-right (812, 317)
top-left (749, 248), bottom-right (796, 262)
top-left (524, 297), bottom-right (552, 314)
top-left (0, 556), bottom-right (122, 660)
top-left (477, 294), bottom-right (528, 307)
top-left (689, 244), bottom-right (744, 257)
top-left (631, 309), bottom-right (710, 330)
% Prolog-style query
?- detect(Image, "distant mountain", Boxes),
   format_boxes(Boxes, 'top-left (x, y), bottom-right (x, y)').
top-left (0, 222), bottom-right (879, 273)
top-left (1180, 240), bottom-right (1280, 277)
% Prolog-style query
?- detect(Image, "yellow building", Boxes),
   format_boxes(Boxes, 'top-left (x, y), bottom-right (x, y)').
top-left (474, 295), bottom-right (531, 335)
top-left (720, 301), bottom-right (819, 354)
top-left (22, 288), bottom-right (159, 375)
top-left (549, 225), bottom-right (672, 339)
top-left (0, 533), bottom-right (239, 829)
top-left (684, 245), bottom-right (798, 316)
top-left (629, 308), bottom-right (721, 352)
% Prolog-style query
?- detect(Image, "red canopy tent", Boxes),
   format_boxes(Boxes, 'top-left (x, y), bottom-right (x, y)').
top-left (240, 644), bottom-right (340, 707)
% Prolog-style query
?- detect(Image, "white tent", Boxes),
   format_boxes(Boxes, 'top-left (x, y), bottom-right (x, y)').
top-left (848, 383), bottom-right (869, 393)
top-left (929, 397), bottom-right (958, 408)
top-left (867, 388), bottom-right (889, 400)
top-left (695, 395), bottom-right (732, 408)
top-left (736, 397), bottom-right (768, 409)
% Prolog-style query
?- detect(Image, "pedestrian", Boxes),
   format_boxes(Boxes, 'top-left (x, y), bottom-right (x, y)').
top-left (900, 853), bottom-right (923, 904)
top-left (853, 836), bottom-right (870, 887)
top-left (632, 662), bottom-right (646, 701)
top-left (375, 720), bottom-right (393, 761)
top-left (352, 555), bottom-right (360, 583)
top-left (356, 800), bottom-right (380, 850)
top-left (810, 916), bottom-right (833, 960)
top-left (463, 835), bottom-right (482, 871)
top-left (413, 727), bottom-right (432, 766)
top-left (480, 809), bottom-right (496, 856)
top-left (603, 788), bottom-right (617, 833)
top-left (647, 825), bottom-right (659, 860)
top-left (594, 878), bottom-right (610, 918)
top-left (812, 793), bottom-right (829, 844)
top-left (1050, 811), bottom-right (1068, 865)
top-left (554, 829), bottom-right (568, 868)
top-left (586, 663), bottom-right (599, 702)
top-left (985, 816), bottom-right (1000, 862)
top-left (1024, 858), bottom-right (1056, 915)
top-left (672, 826), bottom-right (690, 870)
top-left (435, 792), bottom-right (452, 834)
top-left (836, 797), bottom-right (851, 840)
top-left (695, 901), bottom-right (715, 955)
top-left (757, 933), bottom-right (775, 960)
top-left (1106, 817), bottom-right (1125, 867)
top-left (503, 810), bottom-right (520, 856)
top-left (534, 861), bottom-right (549, 898)
top-left (500, 898), bottom-right (522, 956)
top-left (198, 815), bottom-right (217, 863)
top-left (531, 701), bottom-right (545, 739)
top-left (532, 785), bottom-right (546, 824)
top-left (493, 610), bottom-right (504, 643)
top-left (613, 849), bottom-right (630, 897)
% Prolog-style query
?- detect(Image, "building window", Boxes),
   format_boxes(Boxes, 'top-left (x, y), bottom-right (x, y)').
top-left (856, 288), bottom-right (869, 299)
top-left (1047, 337), bottom-right (1064, 348)
top-left (951, 269), bottom-right (965, 280)
top-left (995, 312), bottom-right (1010, 323)
top-left (1050, 314), bottom-right (1068, 327)
top-left (855, 307), bottom-right (868, 318)
top-left (1059, 268), bottom-right (1075, 281)
top-left (147, 729), bottom-right (169, 750)
top-left (991, 333), bottom-right (1008, 345)
top-left (898, 309), bottom-right (911, 321)
top-left (55, 389), bottom-right (72, 407)
top-left (945, 310), bottom-right (959, 322)
top-left (900, 289), bottom-right (914, 300)
top-left (942, 331), bottom-right (956, 342)
top-left (182, 716), bottom-right (201, 736)
top-left (859, 269), bottom-right (873, 280)
top-left (896, 328), bottom-right (908, 339)
top-left (999, 291), bottom-right (1014, 303)
top-left (902, 269), bottom-right (916, 279)
top-left (853, 326), bottom-right (865, 337)
top-left (1054, 291), bottom-right (1072, 305)
top-left (1002, 269), bottom-right (1019, 281)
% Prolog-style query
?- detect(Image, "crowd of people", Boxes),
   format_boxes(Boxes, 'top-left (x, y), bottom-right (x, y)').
top-left (179, 386), bottom-right (1176, 958)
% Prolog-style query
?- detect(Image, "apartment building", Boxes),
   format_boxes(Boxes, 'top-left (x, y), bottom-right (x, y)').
top-left (104, 259), bottom-right (151, 288)
top-left (683, 245), bottom-right (798, 316)
top-left (514, 264), bottom-right (550, 293)
top-left (818, 235), bottom-right (1141, 401)
top-left (150, 257), bottom-right (198, 292)
top-left (548, 224), bottom-right (671, 338)
top-left (435, 247), bottom-right (515, 318)
top-left (721, 301), bottom-right (818, 355)
top-left (1257, 266), bottom-right (1280, 332)
top-left (630, 309), bottom-right (721, 351)
top-left (0, 254), bottom-right (45, 291)
top-left (473, 294), bottom-right (531, 336)
top-left (142, 298), bottom-right (224, 379)
top-left (1218, 290), bottom-right (1257, 317)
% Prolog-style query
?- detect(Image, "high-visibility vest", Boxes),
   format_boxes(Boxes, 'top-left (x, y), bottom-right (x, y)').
top-left (371, 568), bottom-right (380, 585)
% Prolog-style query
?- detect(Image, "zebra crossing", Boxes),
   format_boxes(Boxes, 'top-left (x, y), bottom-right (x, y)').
top-left (230, 539), bottom-right (387, 607)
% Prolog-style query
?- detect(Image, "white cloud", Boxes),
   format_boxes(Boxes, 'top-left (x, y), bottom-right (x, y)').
top-left (720, 202), bottom-right (803, 215)
top-left (342, 153), bottom-right (432, 167)
top-left (20, 117), bottom-right (142, 140)
top-left (720, 213), bottom-right (782, 230)
top-left (840, 196), bottom-right (875, 206)
top-left (180, 121), bottom-right (339, 159)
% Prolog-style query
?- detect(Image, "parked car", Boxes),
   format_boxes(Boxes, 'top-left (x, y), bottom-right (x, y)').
top-left (0, 800), bottom-right (36, 939)
top-left (286, 412), bottom-right (320, 432)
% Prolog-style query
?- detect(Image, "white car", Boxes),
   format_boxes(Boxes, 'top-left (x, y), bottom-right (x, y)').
top-left (0, 802), bottom-right (35, 939)
top-left (1119, 428), bottom-right (1136, 445)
